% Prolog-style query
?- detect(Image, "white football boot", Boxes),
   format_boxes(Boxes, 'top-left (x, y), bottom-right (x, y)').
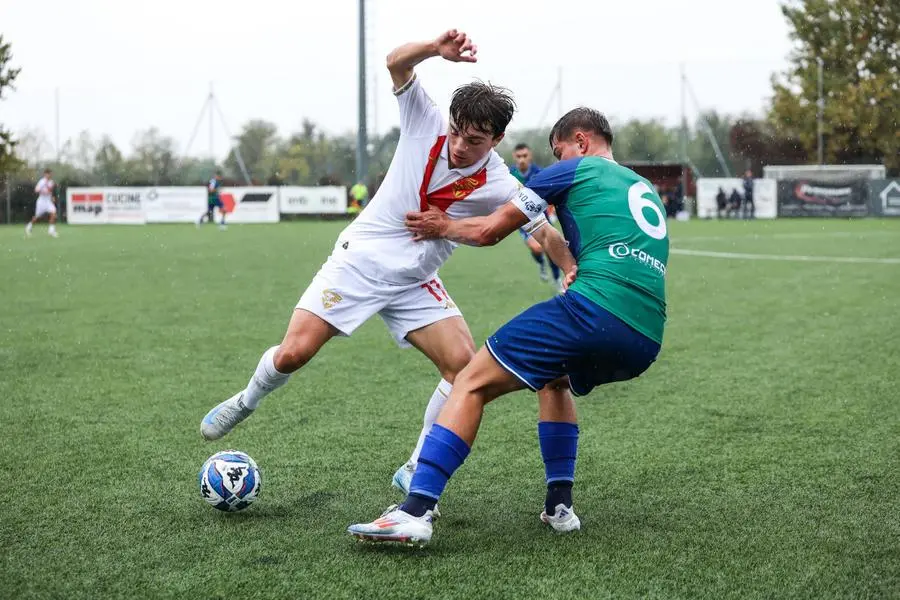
top-left (391, 463), bottom-right (441, 518)
top-left (200, 391), bottom-right (254, 440)
top-left (539, 264), bottom-right (550, 282)
top-left (348, 504), bottom-right (434, 547)
top-left (391, 463), bottom-right (415, 494)
top-left (540, 504), bottom-right (581, 532)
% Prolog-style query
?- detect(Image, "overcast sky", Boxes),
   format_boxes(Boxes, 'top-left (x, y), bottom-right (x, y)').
top-left (2, 0), bottom-right (793, 161)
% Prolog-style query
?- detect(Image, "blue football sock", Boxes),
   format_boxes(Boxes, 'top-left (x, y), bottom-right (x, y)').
top-left (546, 481), bottom-right (573, 514)
top-left (549, 260), bottom-right (561, 281)
top-left (538, 421), bottom-right (578, 513)
top-left (532, 252), bottom-right (546, 268)
top-left (400, 494), bottom-right (436, 518)
top-left (401, 424), bottom-right (470, 517)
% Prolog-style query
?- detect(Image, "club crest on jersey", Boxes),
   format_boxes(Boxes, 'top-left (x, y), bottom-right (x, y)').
top-left (322, 289), bottom-right (343, 309)
top-left (452, 176), bottom-right (482, 199)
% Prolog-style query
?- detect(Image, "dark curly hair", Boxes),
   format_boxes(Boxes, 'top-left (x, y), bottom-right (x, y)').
top-left (449, 81), bottom-right (516, 138)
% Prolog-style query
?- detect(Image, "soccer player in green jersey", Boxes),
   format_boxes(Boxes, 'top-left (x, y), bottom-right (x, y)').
top-left (348, 107), bottom-right (668, 546)
top-left (198, 171), bottom-right (226, 229)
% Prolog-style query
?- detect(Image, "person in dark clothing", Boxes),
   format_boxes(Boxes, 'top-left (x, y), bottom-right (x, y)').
top-left (742, 170), bottom-right (755, 219)
top-left (715, 186), bottom-right (727, 219)
top-left (727, 188), bottom-right (742, 219)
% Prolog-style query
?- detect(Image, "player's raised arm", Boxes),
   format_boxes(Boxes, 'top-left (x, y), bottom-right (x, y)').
top-left (386, 29), bottom-right (477, 90)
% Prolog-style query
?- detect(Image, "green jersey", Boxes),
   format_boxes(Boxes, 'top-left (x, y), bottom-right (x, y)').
top-left (208, 177), bottom-right (222, 203)
top-left (515, 156), bottom-right (669, 343)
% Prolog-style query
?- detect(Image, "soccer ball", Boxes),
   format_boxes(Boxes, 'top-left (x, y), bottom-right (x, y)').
top-left (199, 450), bottom-right (261, 512)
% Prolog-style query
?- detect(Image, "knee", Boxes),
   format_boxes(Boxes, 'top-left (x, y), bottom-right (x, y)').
top-left (439, 341), bottom-right (476, 384)
top-left (452, 364), bottom-right (493, 407)
top-left (273, 336), bottom-right (316, 373)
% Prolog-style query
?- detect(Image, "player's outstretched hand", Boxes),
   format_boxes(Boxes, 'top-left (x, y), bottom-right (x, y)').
top-left (433, 29), bottom-right (478, 63)
top-left (563, 265), bottom-right (578, 290)
top-left (406, 205), bottom-right (450, 241)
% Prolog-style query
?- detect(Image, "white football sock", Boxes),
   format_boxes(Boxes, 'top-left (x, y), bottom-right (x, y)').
top-left (48, 224), bottom-right (56, 234)
top-left (408, 379), bottom-right (453, 465)
top-left (242, 346), bottom-right (290, 409)
top-left (25, 223), bottom-right (32, 233)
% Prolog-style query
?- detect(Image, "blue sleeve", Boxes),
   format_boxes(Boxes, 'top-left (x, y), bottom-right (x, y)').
top-left (525, 158), bottom-right (580, 205)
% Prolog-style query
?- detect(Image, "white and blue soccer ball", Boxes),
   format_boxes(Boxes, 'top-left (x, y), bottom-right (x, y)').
top-left (199, 450), bottom-right (261, 512)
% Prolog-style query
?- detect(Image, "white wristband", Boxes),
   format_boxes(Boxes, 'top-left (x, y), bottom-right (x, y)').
top-left (522, 214), bottom-right (549, 234)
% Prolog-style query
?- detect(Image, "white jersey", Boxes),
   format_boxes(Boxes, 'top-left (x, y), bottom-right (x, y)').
top-left (336, 75), bottom-right (521, 285)
top-left (35, 176), bottom-right (55, 200)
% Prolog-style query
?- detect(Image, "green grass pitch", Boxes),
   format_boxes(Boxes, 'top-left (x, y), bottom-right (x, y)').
top-left (1, 218), bottom-right (898, 599)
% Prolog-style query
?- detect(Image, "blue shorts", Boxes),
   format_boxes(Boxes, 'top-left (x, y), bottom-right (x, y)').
top-left (208, 198), bottom-right (224, 210)
top-left (485, 291), bottom-right (661, 396)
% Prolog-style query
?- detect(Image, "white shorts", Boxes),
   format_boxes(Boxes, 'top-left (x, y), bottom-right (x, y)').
top-left (35, 198), bottom-right (57, 217)
top-left (296, 257), bottom-right (463, 348)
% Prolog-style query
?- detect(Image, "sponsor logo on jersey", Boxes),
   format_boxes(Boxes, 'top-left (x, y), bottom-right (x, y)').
top-left (608, 243), bottom-right (667, 276)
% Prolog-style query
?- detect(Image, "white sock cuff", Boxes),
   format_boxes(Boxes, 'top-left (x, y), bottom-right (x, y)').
top-left (437, 378), bottom-right (452, 396)
top-left (262, 346), bottom-right (289, 381)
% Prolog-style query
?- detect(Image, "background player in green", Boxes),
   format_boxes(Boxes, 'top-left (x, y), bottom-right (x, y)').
top-left (198, 171), bottom-right (226, 230)
top-left (510, 143), bottom-right (563, 290)
top-left (348, 107), bottom-right (669, 546)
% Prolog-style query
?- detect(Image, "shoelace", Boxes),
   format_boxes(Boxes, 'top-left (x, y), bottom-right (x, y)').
top-left (214, 404), bottom-right (245, 427)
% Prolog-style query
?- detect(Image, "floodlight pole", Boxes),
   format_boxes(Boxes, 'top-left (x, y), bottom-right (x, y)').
top-left (180, 87), bottom-right (252, 184)
top-left (817, 57), bottom-right (824, 165)
top-left (212, 99), bottom-right (251, 184)
top-left (683, 72), bottom-right (731, 177)
top-left (557, 66), bottom-right (563, 116)
top-left (55, 88), bottom-right (60, 164)
top-left (356, 0), bottom-right (369, 185)
top-left (680, 64), bottom-right (688, 207)
top-left (209, 82), bottom-right (215, 162)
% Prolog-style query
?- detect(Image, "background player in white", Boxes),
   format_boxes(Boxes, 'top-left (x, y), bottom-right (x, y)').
top-left (199, 29), bottom-right (576, 497)
top-left (26, 168), bottom-right (59, 238)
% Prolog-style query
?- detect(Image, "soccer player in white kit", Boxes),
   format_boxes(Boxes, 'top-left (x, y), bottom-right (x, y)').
top-left (26, 168), bottom-right (59, 237)
top-left (199, 29), bottom-right (576, 496)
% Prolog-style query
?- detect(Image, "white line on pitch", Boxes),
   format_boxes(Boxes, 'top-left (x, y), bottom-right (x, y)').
top-left (670, 248), bottom-right (900, 264)
top-left (674, 231), bottom-right (900, 242)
